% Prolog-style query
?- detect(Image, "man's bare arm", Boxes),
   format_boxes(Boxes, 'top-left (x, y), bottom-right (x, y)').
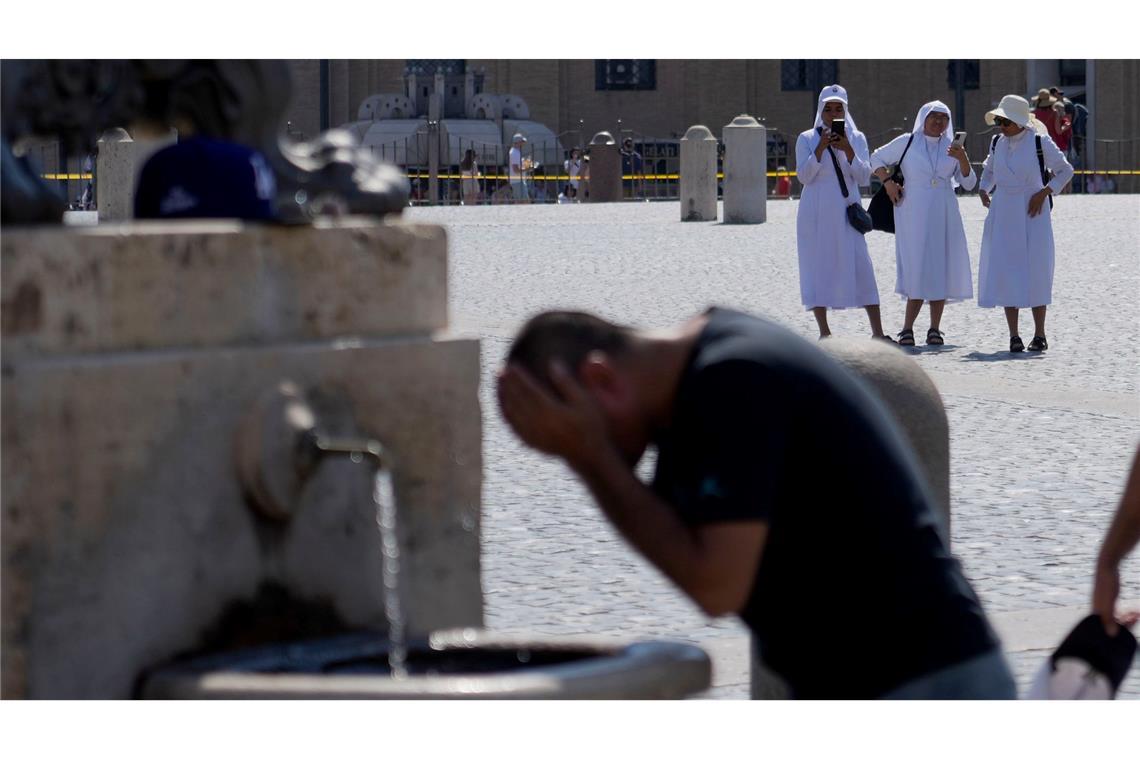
top-left (572, 446), bottom-right (767, 616)
top-left (497, 362), bottom-right (766, 616)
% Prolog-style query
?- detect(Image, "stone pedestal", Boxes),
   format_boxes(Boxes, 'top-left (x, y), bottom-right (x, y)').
top-left (585, 131), bottom-right (622, 204)
top-left (679, 126), bottom-right (718, 221)
top-left (821, 339), bottom-right (951, 535)
top-left (95, 128), bottom-right (177, 221)
top-left (749, 338), bottom-right (950, 699)
top-left (722, 115), bottom-right (767, 224)
top-left (1, 219), bottom-right (482, 698)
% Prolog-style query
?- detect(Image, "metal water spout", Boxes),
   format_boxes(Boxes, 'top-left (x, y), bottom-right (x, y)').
top-left (234, 380), bottom-right (408, 675)
top-left (236, 380), bottom-right (387, 521)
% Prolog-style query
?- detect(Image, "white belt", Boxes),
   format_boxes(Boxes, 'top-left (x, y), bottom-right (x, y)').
top-left (994, 184), bottom-right (1043, 193)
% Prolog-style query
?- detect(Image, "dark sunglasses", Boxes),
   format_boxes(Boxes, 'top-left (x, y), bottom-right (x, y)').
top-left (993, 116), bottom-right (1013, 127)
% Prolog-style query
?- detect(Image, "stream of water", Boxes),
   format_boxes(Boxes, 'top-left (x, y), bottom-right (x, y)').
top-left (373, 469), bottom-right (408, 678)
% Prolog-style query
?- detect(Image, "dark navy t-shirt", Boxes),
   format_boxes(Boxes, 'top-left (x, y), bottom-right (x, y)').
top-left (134, 136), bottom-right (276, 220)
top-left (651, 307), bottom-right (997, 698)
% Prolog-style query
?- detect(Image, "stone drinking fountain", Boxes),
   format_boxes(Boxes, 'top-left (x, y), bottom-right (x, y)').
top-left (0, 60), bottom-right (711, 699)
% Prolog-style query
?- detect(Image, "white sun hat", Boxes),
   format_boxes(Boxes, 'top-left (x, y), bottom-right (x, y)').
top-left (985, 94), bottom-right (1048, 135)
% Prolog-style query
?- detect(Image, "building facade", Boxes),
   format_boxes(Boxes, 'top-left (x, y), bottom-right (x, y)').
top-left (285, 59), bottom-right (1138, 184)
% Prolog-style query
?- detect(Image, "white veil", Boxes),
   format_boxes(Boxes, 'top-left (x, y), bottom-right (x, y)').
top-left (912, 99), bottom-right (959, 186)
top-left (912, 100), bottom-right (954, 137)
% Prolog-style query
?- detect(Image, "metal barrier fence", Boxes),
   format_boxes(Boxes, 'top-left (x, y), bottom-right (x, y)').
top-left (31, 141), bottom-right (96, 210)
top-left (29, 130), bottom-right (1139, 211)
top-left (379, 122), bottom-right (1140, 204)
top-left (372, 128), bottom-right (801, 205)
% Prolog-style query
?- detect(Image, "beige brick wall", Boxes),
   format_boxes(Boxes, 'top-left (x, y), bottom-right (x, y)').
top-left (1091, 59), bottom-right (1139, 190)
top-left (282, 59), bottom-right (1131, 178)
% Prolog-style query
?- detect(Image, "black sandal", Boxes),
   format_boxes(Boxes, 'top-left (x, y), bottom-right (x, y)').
top-left (897, 328), bottom-right (915, 346)
top-left (1010, 336), bottom-right (1025, 353)
top-left (926, 328), bottom-right (945, 346)
top-left (1028, 335), bottom-right (1048, 351)
top-left (874, 333), bottom-right (897, 344)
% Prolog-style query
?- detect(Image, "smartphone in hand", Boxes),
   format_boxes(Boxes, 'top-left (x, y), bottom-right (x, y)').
top-left (952, 131), bottom-right (967, 147)
top-left (831, 119), bottom-right (846, 138)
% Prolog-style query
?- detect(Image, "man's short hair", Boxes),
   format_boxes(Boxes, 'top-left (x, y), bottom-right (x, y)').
top-left (507, 311), bottom-right (635, 390)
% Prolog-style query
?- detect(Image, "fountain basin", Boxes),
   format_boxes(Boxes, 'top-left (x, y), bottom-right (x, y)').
top-left (141, 628), bottom-right (711, 699)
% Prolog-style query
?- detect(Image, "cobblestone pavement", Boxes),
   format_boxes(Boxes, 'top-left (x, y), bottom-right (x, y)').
top-left (407, 195), bottom-right (1140, 698)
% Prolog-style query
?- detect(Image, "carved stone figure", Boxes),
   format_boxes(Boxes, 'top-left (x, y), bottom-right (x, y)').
top-left (1, 60), bottom-right (409, 225)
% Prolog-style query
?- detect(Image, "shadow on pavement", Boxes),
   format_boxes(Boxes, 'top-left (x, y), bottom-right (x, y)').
top-left (900, 344), bottom-right (961, 354)
top-left (960, 351), bottom-right (1047, 362)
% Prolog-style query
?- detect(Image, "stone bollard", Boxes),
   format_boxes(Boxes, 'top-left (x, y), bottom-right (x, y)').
top-left (821, 338), bottom-right (951, 535)
top-left (679, 125), bottom-right (718, 221)
top-left (586, 131), bottom-right (622, 203)
top-left (749, 338), bottom-right (950, 699)
top-left (722, 115), bottom-right (767, 224)
top-left (95, 127), bottom-right (177, 221)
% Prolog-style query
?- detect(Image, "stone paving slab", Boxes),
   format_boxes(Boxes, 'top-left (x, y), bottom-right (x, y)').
top-left (407, 196), bottom-right (1140, 699)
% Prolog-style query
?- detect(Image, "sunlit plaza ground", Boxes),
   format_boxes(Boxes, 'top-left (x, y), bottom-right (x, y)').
top-left (407, 194), bottom-right (1140, 698)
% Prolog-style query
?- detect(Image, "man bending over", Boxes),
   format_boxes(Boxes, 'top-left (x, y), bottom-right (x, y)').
top-left (497, 307), bottom-right (1015, 698)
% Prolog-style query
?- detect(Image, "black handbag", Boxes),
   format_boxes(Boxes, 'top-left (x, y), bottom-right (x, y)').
top-left (868, 133), bottom-right (914, 234)
top-left (826, 145), bottom-right (873, 234)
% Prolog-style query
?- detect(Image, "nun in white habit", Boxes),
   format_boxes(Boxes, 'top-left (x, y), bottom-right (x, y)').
top-left (977, 94), bottom-right (1073, 353)
top-left (795, 85), bottom-right (892, 340)
top-left (871, 100), bottom-right (976, 346)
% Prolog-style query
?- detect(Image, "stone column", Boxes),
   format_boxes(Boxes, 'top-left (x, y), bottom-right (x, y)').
top-left (428, 93), bottom-right (443, 204)
top-left (679, 125), bottom-right (718, 221)
top-left (722, 115), bottom-right (767, 224)
top-left (95, 127), bottom-right (176, 221)
top-left (586, 131), bottom-right (622, 204)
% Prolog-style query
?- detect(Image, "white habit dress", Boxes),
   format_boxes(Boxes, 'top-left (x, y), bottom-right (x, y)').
top-left (795, 89), bottom-right (879, 310)
top-left (977, 129), bottom-right (1073, 308)
top-left (870, 103), bottom-right (976, 303)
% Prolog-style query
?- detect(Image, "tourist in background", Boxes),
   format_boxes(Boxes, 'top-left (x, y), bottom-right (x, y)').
top-left (621, 137), bottom-right (643, 199)
top-left (564, 147), bottom-right (583, 198)
top-left (977, 95), bottom-right (1074, 352)
top-left (460, 148), bottom-right (481, 206)
top-left (794, 84), bottom-right (892, 341)
top-left (1031, 88), bottom-right (1070, 149)
top-left (508, 133), bottom-right (531, 203)
top-left (871, 101), bottom-right (975, 346)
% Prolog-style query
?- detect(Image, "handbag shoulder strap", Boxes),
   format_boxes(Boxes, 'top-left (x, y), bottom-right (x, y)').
top-left (1036, 134), bottom-right (1054, 208)
top-left (826, 146), bottom-right (850, 199)
top-left (898, 132), bottom-right (915, 165)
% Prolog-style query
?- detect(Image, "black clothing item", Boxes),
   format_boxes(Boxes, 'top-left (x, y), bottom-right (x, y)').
top-left (651, 308), bottom-right (998, 698)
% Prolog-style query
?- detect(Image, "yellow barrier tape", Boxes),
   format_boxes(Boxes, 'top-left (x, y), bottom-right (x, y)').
top-left (407, 172), bottom-right (801, 181)
top-left (41, 169), bottom-right (1139, 184)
